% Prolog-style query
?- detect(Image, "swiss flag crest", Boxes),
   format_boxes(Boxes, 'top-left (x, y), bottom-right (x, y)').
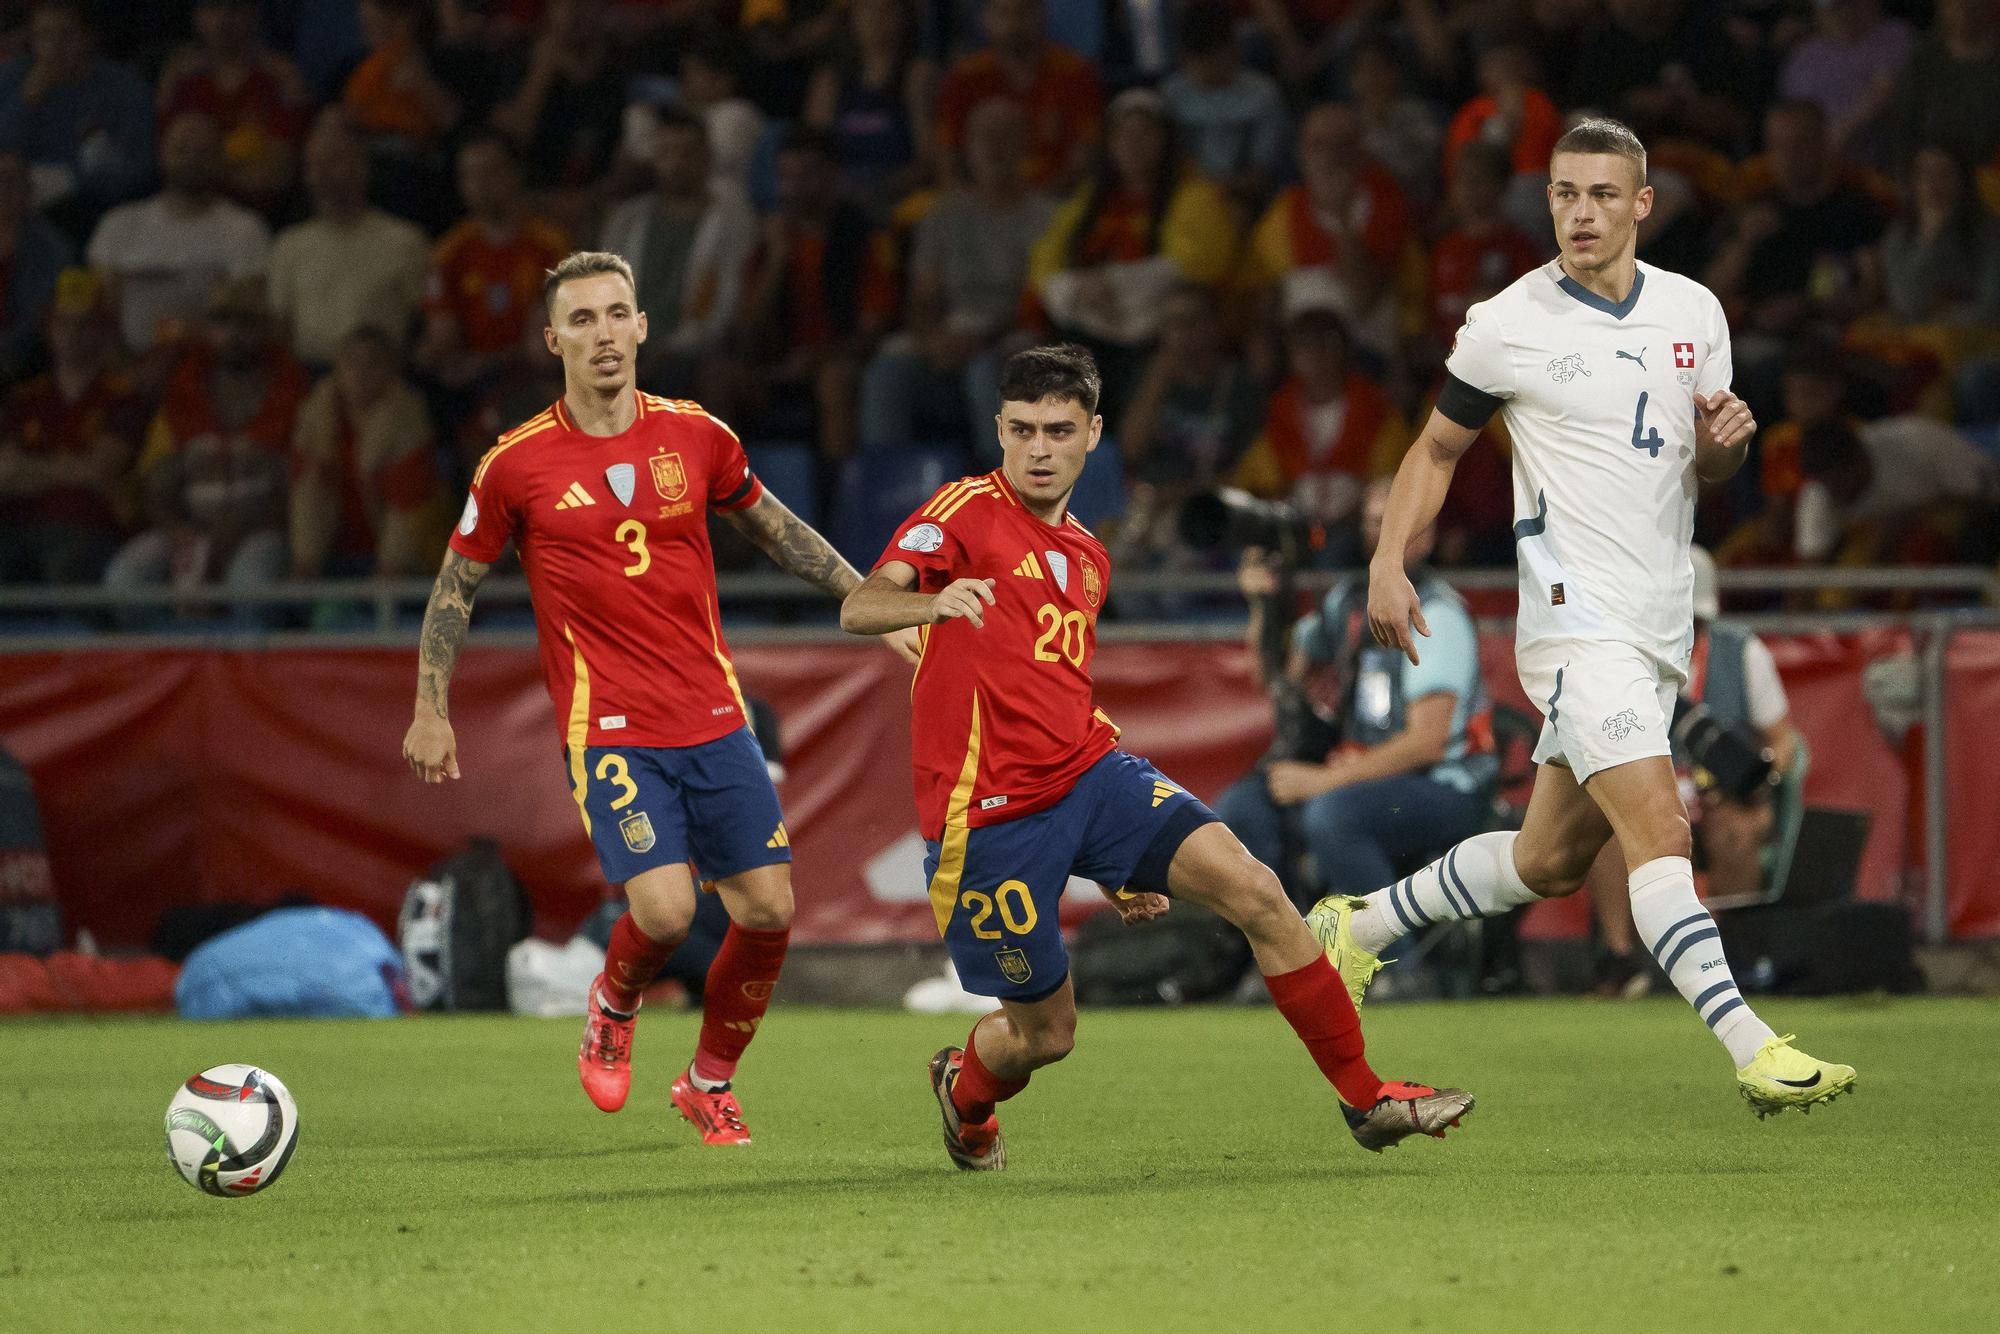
top-left (1674, 342), bottom-right (1696, 369)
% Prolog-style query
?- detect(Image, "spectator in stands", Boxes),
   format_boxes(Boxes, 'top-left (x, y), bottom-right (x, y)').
top-left (1427, 140), bottom-right (1544, 350)
top-left (104, 276), bottom-right (308, 613)
top-left (678, 30), bottom-right (765, 199)
top-left (1113, 280), bottom-right (1262, 576)
top-left (597, 106), bottom-right (755, 394)
top-left (85, 110), bottom-right (271, 360)
top-left (934, 0), bottom-right (1103, 192)
top-left (0, 144), bottom-right (71, 379)
top-left (0, 1), bottom-right (153, 229)
top-left (289, 325), bottom-right (447, 580)
top-left (1562, 0), bottom-right (1746, 149)
top-left (1214, 481), bottom-right (1493, 909)
top-left (342, 0), bottom-right (461, 146)
top-left (268, 111), bottom-right (430, 369)
top-left (858, 96), bottom-right (1050, 457)
top-left (1231, 306), bottom-right (1408, 562)
top-left (1717, 342), bottom-right (1845, 566)
top-left (1705, 99), bottom-right (1889, 405)
top-left (1347, 38), bottom-right (1443, 210)
top-left (740, 0), bottom-right (845, 122)
top-left (1776, 0), bottom-right (1913, 169)
top-left (803, 0), bottom-right (939, 210)
top-left (1161, 1), bottom-right (1287, 214)
top-left (1887, 0), bottom-right (2000, 170)
top-left (156, 0), bottom-right (310, 210)
top-left (712, 127), bottom-right (893, 461)
top-left (1241, 103), bottom-right (1413, 371)
top-left (0, 269), bottom-right (145, 585)
top-left (490, 0), bottom-right (626, 198)
top-left (1878, 146), bottom-right (2000, 329)
top-left (1442, 42), bottom-right (1562, 192)
top-left (416, 132), bottom-right (569, 392)
top-left (1794, 411), bottom-right (1998, 571)
top-left (1028, 87), bottom-right (1238, 411)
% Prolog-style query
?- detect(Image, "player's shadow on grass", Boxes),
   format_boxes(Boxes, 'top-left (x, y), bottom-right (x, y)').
top-left (415, 1141), bottom-right (683, 1165)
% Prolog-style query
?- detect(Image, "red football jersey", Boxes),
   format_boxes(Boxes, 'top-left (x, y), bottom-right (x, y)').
top-left (449, 390), bottom-right (763, 749)
top-left (876, 469), bottom-right (1118, 841)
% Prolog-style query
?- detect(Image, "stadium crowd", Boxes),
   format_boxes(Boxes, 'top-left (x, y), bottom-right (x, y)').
top-left (0, 0), bottom-right (1996, 606)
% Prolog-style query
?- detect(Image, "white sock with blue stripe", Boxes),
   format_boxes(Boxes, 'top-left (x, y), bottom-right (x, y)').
top-left (1628, 856), bottom-right (1775, 1067)
top-left (1349, 832), bottom-right (1541, 956)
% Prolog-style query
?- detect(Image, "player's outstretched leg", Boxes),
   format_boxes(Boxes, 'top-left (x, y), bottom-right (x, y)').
top-left (581, 888), bottom-right (690, 1112)
top-left (1308, 832), bottom-right (1544, 1010)
top-left (671, 865), bottom-right (794, 1145)
top-left (929, 984), bottom-right (1074, 1171)
top-left (1170, 824), bottom-right (1474, 1152)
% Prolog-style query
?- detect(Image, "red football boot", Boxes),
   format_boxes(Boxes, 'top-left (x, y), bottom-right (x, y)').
top-left (928, 1047), bottom-right (1004, 1171)
top-left (670, 1069), bottom-right (752, 1146)
top-left (577, 974), bottom-right (636, 1113)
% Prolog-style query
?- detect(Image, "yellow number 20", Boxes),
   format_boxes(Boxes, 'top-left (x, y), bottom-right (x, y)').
top-left (614, 519), bottom-right (650, 577)
top-left (1031, 604), bottom-right (1089, 667)
top-left (960, 880), bottom-right (1039, 939)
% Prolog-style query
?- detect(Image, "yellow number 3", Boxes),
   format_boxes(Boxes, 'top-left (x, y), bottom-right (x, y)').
top-left (615, 519), bottom-right (650, 577)
top-left (594, 754), bottom-right (639, 810)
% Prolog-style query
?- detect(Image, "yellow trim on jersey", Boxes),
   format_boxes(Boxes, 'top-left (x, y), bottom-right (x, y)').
top-left (474, 411), bottom-right (558, 487)
top-left (644, 394), bottom-right (743, 442)
top-left (926, 691), bottom-right (984, 936)
top-left (563, 626), bottom-right (593, 836)
top-left (700, 592), bottom-right (750, 721)
top-left (934, 483), bottom-right (993, 524)
top-left (989, 470), bottom-right (1019, 505)
top-left (921, 482), bottom-right (971, 518)
top-left (1093, 706), bottom-right (1122, 740)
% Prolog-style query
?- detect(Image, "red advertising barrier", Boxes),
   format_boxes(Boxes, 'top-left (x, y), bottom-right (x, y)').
top-left (0, 634), bottom-right (1986, 949)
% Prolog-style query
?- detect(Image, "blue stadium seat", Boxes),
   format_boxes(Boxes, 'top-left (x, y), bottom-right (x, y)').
top-left (831, 447), bottom-right (973, 566)
top-left (1067, 435), bottom-right (1127, 528)
top-left (747, 443), bottom-right (820, 528)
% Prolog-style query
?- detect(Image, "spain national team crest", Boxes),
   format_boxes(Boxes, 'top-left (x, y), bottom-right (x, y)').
top-left (1079, 555), bottom-right (1101, 608)
top-left (995, 947), bottom-right (1032, 986)
top-left (604, 462), bottom-right (636, 507)
top-left (618, 810), bottom-right (656, 853)
top-left (649, 452), bottom-right (687, 502)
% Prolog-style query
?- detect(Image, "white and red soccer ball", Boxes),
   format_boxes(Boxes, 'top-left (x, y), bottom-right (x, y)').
top-left (163, 1064), bottom-right (300, 1197)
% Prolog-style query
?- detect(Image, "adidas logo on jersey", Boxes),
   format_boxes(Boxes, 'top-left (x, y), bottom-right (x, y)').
top-left (555, 482), bottom-right (597, 510)
top-left (1150, 780), bottom-right (1182, 808)
top-left (1013, 553), bottom-right (1044, 579)
top-left (765, 823), bottom-right (790, 850)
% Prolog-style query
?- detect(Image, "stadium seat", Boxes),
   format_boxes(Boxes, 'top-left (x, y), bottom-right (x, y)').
top-left (747, 443), bottom-right (820, 528)
top-left (1068, 436), bottom-right (1127, 528)
top-left (831, 447), bottom-right (972, 566)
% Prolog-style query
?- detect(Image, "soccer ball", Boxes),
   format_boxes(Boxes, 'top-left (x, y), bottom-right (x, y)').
top-left (163, 1064), bottom-right (300, 1197)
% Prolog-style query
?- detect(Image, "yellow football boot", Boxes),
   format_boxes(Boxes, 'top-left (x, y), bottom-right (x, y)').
top-left (1736, 1034), bottom-right (1856, 1118)
top-left (1306, 895), bottom-right (1385, 1012)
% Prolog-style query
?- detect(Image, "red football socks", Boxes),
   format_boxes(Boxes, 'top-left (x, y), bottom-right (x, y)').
top-left (600, 911), bottom-right (684, 1013)
top-left (1264, 955), bottom-right (1385, 1108)
top-left (691, 923), bottom-right (791, 1085)
top-left (949, 1026), bottom-right (1029, 1124)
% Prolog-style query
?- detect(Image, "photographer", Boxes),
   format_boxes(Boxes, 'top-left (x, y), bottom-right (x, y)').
top-left (1590, 547), bottom-right (1806, 990)
top-left (1214, 482), bottom-right (1493, 909)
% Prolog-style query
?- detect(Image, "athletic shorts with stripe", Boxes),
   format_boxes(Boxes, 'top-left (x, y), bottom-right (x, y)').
top-left (567, 726), bottom-right (791, 886)
top-left (1517, 637), bottom-right (1686, 784)
top-left (923, 749), bottom-right (1217, 1002)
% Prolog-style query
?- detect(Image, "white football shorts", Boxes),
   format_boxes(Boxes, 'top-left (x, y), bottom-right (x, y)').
top-left (1518, 637), bottom-right (1686, 784)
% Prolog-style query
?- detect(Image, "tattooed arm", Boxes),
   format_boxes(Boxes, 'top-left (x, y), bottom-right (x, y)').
top-left (723, 489), bottom-right (921, 663)
top-left (402, 549), bottom-right (491, 782)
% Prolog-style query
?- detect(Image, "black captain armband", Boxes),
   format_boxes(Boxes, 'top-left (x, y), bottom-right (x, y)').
top-left (1435, 372), bottom-right (1506, 431)
top-left (718, 470), bottom-right (758, 509)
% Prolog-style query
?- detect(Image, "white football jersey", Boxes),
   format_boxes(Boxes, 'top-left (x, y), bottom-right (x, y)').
top-left (1443, 259), bottom-right (1732, 667)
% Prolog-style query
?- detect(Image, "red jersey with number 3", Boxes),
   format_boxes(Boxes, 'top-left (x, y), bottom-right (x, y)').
top-left (877, 469), bottom-right (1118, 840)
top-left (449, 390), bottom-right (763, 750)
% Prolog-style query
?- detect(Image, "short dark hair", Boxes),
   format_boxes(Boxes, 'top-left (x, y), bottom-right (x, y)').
top-left (999, 343), bottom-right (1101, 416)
top-left (542, 250), bottom-right (637, 317)
top-left (1551, 116), bottom-right (1647, 186)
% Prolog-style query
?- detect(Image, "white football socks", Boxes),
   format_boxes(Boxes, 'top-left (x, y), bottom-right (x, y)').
top-left (1349, 831), bottom-right (1542, 956)
top-left (1628, 856), bottom-right (1775, 1067)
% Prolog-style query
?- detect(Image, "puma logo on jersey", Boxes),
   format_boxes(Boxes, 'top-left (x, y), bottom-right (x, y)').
top-left (1013, 552), bottom-right (1045, 579)
top-left (1547, 353), bottom-right (1590, 383)
top-left (1616, 347), bottom-right (1648, 371)
top-left (555, 482), bottom-right (597, 510)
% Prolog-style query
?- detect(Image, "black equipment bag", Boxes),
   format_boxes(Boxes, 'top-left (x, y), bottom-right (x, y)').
top-left (398, 838), bottom-right (534, 1010)
top-left (1718, 900), bottom-right (1924, 996)
top-left (1070, 901), bottom-right (1251, 1005)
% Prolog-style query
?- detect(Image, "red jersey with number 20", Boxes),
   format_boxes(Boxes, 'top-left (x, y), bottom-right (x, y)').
top-left (877, 469), bottom-right (1118, 841)
top-left (449, 390), bottom-right (763, 750)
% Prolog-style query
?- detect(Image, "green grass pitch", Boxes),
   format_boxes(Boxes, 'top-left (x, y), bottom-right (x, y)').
top-left (6, 996), bottom-right (1996, 1333)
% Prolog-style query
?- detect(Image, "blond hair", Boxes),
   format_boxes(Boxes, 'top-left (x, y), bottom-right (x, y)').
top-left (542, 250), bottom-right (637, 318)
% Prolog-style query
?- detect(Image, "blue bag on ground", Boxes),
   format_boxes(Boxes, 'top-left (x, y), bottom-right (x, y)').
top-left (176, 907), bottom-right (405, 1019)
